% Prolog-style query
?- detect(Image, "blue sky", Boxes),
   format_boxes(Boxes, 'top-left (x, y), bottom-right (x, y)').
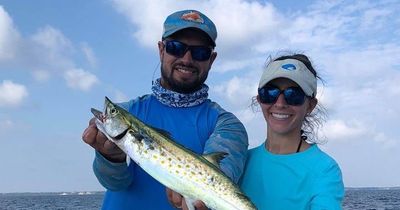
top-left (1, 0), bottom-right (399, 193)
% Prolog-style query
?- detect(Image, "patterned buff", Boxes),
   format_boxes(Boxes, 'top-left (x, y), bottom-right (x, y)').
top-left (151, 78), bottom-right (209, 107)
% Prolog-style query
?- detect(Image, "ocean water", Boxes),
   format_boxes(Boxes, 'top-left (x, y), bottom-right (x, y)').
top-left (0, 188), bottom-right (399, 210)
top-left (0, 192), bottom-right (103, 210)
top-left (343, 188), bottom-right (400, 210)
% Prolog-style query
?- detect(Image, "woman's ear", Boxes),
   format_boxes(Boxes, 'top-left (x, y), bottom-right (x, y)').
top-left (307, 98), bottom-right (318, 114)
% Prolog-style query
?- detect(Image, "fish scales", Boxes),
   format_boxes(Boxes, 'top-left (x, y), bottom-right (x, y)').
top-left (92, 97), bottom-right (257, 210)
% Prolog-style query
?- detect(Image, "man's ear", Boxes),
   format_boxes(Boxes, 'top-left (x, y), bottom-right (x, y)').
top-left (158, 41), bottom-right (164, 61)
top-left (207, 52), bottom-right (217, 70)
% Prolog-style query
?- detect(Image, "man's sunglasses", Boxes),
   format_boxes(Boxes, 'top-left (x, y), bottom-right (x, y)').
top-left (164, 40), bottom-right (213, 61)
top-left (258, 85), bottom-right (307, 106)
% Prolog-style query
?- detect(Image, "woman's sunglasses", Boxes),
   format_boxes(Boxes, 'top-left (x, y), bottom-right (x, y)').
top-left (258, 85), bottom-right (307, 106)
top-left (164, 40), bottom-right (213, 62)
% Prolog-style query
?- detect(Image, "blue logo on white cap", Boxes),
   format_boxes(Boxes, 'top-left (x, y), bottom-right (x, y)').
top-left (282, 64), bottom-right (296, 71)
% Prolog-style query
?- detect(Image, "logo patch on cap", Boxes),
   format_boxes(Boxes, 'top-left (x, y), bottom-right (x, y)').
top-left (181, 11), bottom-right (204, 23)
top-left (281, 64), bottom-right (296, 71)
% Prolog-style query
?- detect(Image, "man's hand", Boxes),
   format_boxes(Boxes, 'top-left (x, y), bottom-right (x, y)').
top-left (82, 118), bottom-right (126, 163)
top-left (166, 188), bottom-right (208, 210)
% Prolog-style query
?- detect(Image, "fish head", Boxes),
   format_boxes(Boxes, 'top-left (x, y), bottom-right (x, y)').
top-left (91, 97), bottom-right (130, 141)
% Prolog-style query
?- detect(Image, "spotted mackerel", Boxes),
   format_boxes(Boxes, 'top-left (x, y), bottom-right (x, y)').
top-left (91, 97), bottom-right (256, 210)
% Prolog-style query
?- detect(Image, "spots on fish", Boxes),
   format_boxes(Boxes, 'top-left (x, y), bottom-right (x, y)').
top-left (209, 176), bottom-right (214, 183)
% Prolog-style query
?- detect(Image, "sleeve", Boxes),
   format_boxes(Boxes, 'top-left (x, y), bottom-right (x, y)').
top-left (310, 160), bottom-right (345, 210)
top-left (93, 151), bottom-right (133, 191)
top-left (203, 104), bottom-right (249, 183)
top-left (91, 100), bottom-right (137, 191)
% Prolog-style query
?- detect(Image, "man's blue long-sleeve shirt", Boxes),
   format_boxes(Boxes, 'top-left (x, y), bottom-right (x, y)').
top-left (93, 94), bottom-right (248, 210)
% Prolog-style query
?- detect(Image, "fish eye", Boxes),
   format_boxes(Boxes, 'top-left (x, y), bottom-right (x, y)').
top-left (110, 108), bottom-right (117, 115)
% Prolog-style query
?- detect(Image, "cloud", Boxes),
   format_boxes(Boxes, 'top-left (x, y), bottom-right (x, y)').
top-left (0, 7), bottom-right (100, 92)
top-left (27, 25), bottom-right (75, 72)
top-left (64, 68), bottom-right (99, 91)
top-left (32, 70), bottom-right (51, 82)
top-left (213, 75), bottom-right (258, 108)
top-left (0, 80), bottom-right (28, 107)
top-left (0, 119), bottom-right (14, 130)
top-left (81, 42), bottom-right (97, 68)
top-left (110, 0), bottom-right (282, 60)
top-left (111, 0), bottom-right (170, 48)
top-left (109, 0), bottom-right (399, 75)
top-left (0, 5), bottom-right (20, 61)
top-left (31, 26), bottom-right (73, 54)
top-left (113, 89), bottom-right (129, 103)
top-left (322, 119), bottom-right (367, 141)
top-left (0, 119), bottom-right (16, 137)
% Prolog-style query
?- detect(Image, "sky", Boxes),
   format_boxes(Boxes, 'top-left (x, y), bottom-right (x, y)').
top-left (0, 0), bottom-right (399, 193)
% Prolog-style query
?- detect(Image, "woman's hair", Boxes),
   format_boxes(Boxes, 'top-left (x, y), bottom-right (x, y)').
top-left (251, 53), bottom-right (327, 143)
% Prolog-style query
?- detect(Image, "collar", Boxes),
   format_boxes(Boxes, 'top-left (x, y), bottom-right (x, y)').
top-left (151, 78), bottom-right (209, 107)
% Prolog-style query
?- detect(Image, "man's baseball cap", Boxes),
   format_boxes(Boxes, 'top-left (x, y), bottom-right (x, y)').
top-left (162, 10), bottom-right (217, 47)
top-left (258, 59), bottom-right (317, 97)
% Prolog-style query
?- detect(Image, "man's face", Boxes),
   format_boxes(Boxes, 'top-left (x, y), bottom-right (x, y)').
top-left (158, 29), bottom-right (217, 93)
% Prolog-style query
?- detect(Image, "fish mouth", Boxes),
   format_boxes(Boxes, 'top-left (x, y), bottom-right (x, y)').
top-left (91, 108), bottom-right (104, 122)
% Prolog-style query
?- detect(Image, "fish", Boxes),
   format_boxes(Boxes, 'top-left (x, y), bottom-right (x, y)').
top-left (91, 97), bottom-right (257, 210)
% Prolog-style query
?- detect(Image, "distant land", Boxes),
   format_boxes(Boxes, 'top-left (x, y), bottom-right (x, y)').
top-left (0, 191), bottom-right (104, 196)
top-left (1, 187), bottom-right (400, 195)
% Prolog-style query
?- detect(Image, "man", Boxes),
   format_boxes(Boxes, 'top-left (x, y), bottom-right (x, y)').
top-left (82, 9), bottom-right (248, 210)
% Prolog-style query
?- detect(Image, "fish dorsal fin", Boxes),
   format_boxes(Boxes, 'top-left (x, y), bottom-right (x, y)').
top-left (150, 125), bottom-right (173, 139)
top-left (202, 152), bottom-right (228, 167)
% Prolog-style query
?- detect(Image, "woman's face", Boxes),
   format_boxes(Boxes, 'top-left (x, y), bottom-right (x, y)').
top-left (258, 78), bottom-right (317, 137)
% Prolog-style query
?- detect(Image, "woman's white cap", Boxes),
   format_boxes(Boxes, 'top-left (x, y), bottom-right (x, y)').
top-left (258, 58), bottom-right (317, 97)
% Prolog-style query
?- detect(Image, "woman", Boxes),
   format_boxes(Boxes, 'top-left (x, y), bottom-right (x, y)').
top-left (240, 54), bottom-right (344, 210)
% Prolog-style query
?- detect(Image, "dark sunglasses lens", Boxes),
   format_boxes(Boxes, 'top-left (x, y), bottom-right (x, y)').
top-left (283, 87), bottom-right (306, 105)
top-left (165, 41), bottom-right (211, 61)
top-left (165, 41), bottom-right (187, 57)
top-left (258, 86), bottom-right (280, 104)
top-left (259, 86), bottom-right (306, 106)
top-left (190, 47), bottom-right (212, 61)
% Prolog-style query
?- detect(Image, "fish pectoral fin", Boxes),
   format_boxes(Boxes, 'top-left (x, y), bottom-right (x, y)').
top-left (202, 152), bottom-right (228, 168)
top-left (183, 196), bottom-right (196, 210)
top-left (126, 156), bottom-right (131, 166)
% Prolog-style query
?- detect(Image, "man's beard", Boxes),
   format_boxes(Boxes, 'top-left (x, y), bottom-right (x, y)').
top-left (160, 65), bottom-right (207, 94)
